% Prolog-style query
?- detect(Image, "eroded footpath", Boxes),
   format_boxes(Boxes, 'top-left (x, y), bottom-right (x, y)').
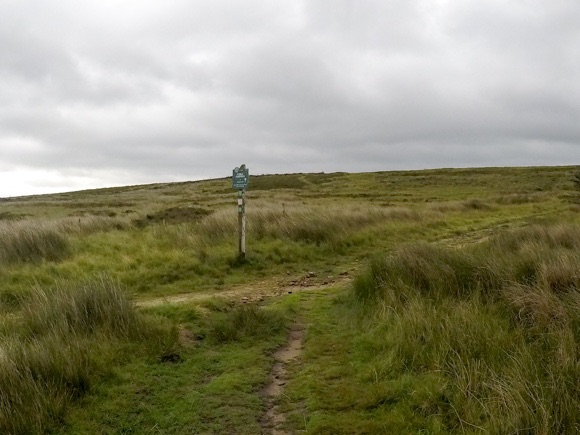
top-left (260, 324), bottom-right (305, 435)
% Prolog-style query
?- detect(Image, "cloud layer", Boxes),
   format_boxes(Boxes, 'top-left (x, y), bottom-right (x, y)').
top-left (1, 0), bottom-right (579, 196)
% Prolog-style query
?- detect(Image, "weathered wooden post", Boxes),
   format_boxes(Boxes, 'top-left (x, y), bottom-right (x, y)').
top-left (237, 189), bottom-right (246, 259)
top-left (232, 164), bottom-right (249, 260)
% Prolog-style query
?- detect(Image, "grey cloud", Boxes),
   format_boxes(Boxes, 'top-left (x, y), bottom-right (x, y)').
top-left (0, 0), bottom-right (579, 196)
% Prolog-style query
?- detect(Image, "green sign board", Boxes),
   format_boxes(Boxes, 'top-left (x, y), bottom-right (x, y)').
top-left (232, 165), bottom-right (249, 189)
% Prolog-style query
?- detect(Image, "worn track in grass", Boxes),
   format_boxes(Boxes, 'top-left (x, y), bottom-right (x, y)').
top-left (136, 275), bottom-right (351, 434)
top-left (261, 323), bottom-right (305, 435)
top-left (133, 211), bottom-right (560, 434)
top-left (135, 273), bottom-right (353, 308)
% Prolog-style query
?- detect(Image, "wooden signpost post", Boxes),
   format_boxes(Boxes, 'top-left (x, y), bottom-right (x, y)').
top-left (232, 164), bottom-right (249, 260)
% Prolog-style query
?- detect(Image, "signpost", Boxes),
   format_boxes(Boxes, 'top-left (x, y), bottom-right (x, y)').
top-left (232, 165), bottom-right (249, 190)
top-left (232, 165), bottom-right (249, 260)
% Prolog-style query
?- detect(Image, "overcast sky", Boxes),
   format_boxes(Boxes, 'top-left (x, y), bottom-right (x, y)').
top-left (1, 0), bottom-right (579, 196)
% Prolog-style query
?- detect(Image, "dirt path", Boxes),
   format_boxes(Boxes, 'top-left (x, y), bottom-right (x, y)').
top-left (261, 323), bottom-right (305, 435)
top-left (136, 273), bottom-right (351, 434)
top-left (437, 210), bottom-right (562, 249)
top-left (136, 273), bottom-right (352, 308)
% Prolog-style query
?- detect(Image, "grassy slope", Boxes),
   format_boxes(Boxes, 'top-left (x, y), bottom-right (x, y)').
top-left (1, 167), bottom-right (569, 298)
top-left (1, 166), bottom-right (578, 433)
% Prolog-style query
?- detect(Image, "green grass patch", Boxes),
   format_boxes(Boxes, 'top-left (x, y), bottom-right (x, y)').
top-left (342, 223), bottom-right (580, 433)
top-left (207, 304), bottom-right (287, 343)
top-left (58, 300), bottom-right (294, 433)
top-left (0, 220), bottom-right (70, 264)
top-left (133, 205), bottom-right (212, 227)
top-left (0, 276), bottom-right (176, 434)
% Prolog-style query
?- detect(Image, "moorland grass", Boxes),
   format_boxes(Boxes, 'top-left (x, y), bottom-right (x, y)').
top-left (0, 187), bottom-right (562, 309)
top-left (350, 223), bottom-right (580, 433)
top-left (54, 215), bottom-right (129, 235)
top-left (0, 216), bottom-right (128, 265)
top-left (0, 276), bottom-right (176, 434)
top-left (56, 299), bottom-right (294, 434)
top-left (21, 276), bottom-right (141, 339)
top-left (0, 167), bottom-right (578, 433)
top-left (197, 204), bottom-right (422, 245)
top-left (208, 304), bottom-right (287, 343)
top-left (0, 220), bottom-right (70, 264)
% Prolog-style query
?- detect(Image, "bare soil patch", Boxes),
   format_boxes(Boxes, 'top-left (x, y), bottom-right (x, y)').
top-left (136, 273), bottom-right (352, 308)
top-left (261, 324), bottom-right (305, 435)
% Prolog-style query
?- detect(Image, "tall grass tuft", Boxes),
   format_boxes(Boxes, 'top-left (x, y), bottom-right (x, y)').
top-left (353, 223), bottom-right (580, 432)
top-left (55, 215), bottom-right (129, 235)
top-left (354, 243), bottom-right (492, 303)
top-left (0, 220), bottom-right (70, 264)
top-left (21, 276), bottom-right (141, 339)
top-left (488, 224), bottom-right (580, 253)
top-left (249, 206), bottom-right (418, 244)
top-left (0, 335), bottom-right (96, 434)
top-left (197, 204), bottom-right (421, 245)
top-left (196, 208), bottom-right (237, 240)
top-left (208, 304), bottom-right (286, 343)
top-left (0, 216), bottom-right (128, 264)
top-left (0, 276), bottom-right (176, 434)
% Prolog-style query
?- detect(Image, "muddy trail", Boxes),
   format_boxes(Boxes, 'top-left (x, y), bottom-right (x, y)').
top-left (136, 272), bottom-right (352, 308)
top-left (136, 272), bottom-right (350, 434)
top-left (260, 323), bottom-right (305, 435)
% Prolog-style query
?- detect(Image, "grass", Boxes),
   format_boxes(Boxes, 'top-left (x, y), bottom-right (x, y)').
top-left (57, 300), bottom-right (294, 434)
top-left (0, 219), bottom-right (70, 264)
top-left (328, 223), bottom-right (580, 433)
top-left (199, 203), bottom-right (421, 245)
top-left (0, 165), bottom-right (579, 433)
top-left (0, 216), bottom-right (128, 265)
top-left (0, 276), bottom-right (177, 434)
top-left (21, 276), bottom-right (141, 338)
top-left (207, 304), bottom-right (287, 343)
